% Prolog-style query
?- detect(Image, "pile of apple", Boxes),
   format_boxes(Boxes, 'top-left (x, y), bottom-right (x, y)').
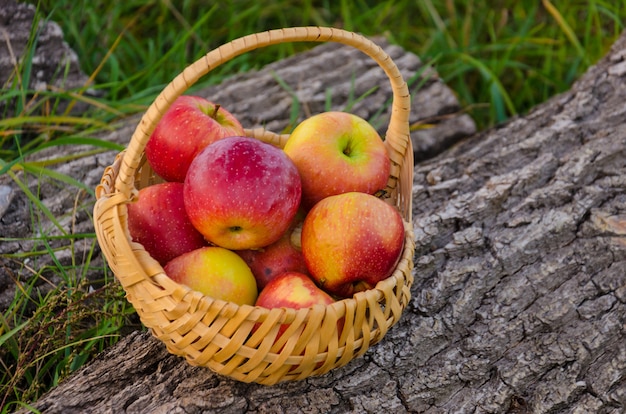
top-left (127, 95), bottom-right (405, 314)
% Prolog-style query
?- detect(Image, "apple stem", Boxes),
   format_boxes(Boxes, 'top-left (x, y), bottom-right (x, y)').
top-left (342, 142), bottom-right (352, 156)
top-left (212, 104), bottom-right (221, 119)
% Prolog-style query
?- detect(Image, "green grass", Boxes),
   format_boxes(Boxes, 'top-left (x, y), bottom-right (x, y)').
top-left (25, 0), bottom-right (626, 129)
top-left (1, 0), bottom-right (625, 409)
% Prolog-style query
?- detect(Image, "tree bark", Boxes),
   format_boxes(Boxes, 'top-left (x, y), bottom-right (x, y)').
top-left (9, 29), bottom-right (626, 414)
top-left (0, 0), bottom-right (91, 116)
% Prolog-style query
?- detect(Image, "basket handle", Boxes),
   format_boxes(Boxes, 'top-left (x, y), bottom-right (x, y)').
top-left (115, 26), bottom-right (413, 217)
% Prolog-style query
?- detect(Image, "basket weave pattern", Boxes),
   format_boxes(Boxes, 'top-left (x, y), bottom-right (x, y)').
top-left (94, 27), bottom-right (415, 385)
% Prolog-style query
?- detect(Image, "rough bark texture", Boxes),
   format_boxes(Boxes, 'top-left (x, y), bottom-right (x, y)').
top-left (5, 23), bottom-right (626, 414)
top-left (0, 0), bottom-right (90, 116)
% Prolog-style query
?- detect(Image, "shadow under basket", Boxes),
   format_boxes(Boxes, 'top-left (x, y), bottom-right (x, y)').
top-left (93, 26), bottom-right (416, 385)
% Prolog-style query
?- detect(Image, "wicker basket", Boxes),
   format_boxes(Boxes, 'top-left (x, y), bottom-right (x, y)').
top-left (93, 26), bottom-right (415, 385)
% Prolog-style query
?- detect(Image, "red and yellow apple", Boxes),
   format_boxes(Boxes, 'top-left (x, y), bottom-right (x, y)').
top-left (184, 136), bottom-right (302, 250)
top-left (237, 230), bottom-right (308, 291)
top-left (255, 271), bottom-right (336, 345)
top-left (301, 191), bottom-right (405, 298)
top-left (283, 111), bottom-right (391, 209)
top-left (145, 95), bottom-right (244, 182)
top-left (256, 271), bottom-right (334, 310)
top-left (127, 182), bottom-right (207, 266)
top-left (164, 246), bottom-right (258, 306)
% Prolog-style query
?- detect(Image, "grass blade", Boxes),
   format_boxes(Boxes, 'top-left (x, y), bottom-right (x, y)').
top-left (269, 70), bottom-right (302, 131)
top-left (4, 169), bottom-right (67, 235)
top-left (455, 52), bottom-right (517, 120)
top-left (542, 0), bottom-right (589, 65)
top-left (21, 164), bottom-right (94, 196)
top-left (0, 321), bottom-right (29, 348)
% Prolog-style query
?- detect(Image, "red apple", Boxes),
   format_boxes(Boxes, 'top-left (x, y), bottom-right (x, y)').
top-left (145, 95), bottom-right (245, 182)
top-left (164, 246), bottom-right (258, 306)
top-left (184, 136), bottom-right (302, 250)
top-left (237, 231), bottom-right (309, 291)
top-left (255, 272), bottom-right (341, 359)
top-left (256, 271), bottom-right (335, 309)
top-left (301, 191), bottom-right (405, 298)
top-left (127, 182), bottom-right (207, 266)
top-left (283, 111), bottom-right (391, 209)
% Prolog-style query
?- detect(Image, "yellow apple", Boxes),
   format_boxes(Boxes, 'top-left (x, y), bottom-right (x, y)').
top-left (164, 246), bottom-right (258, 306)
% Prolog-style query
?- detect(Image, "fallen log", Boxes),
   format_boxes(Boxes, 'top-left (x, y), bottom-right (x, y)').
top-left (11, 29), bottom-right (626, 413)
top-left (0, 0), bottom-right (91, 116)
